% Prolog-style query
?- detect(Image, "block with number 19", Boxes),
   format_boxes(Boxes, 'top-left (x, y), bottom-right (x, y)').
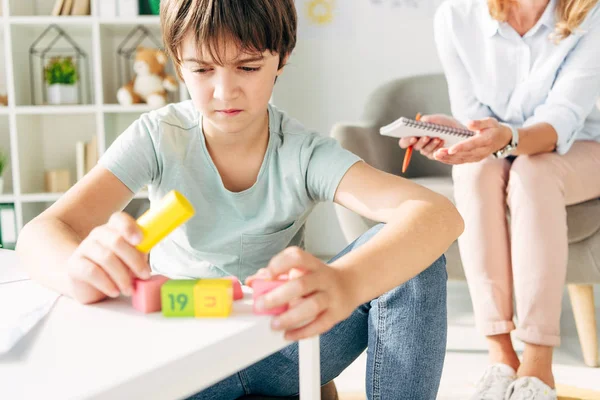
top-left (161, 280), bottom-right (197, 317)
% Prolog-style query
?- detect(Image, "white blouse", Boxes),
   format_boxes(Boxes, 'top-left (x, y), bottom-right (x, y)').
top-left (434, 0), bottom-right (600, 154)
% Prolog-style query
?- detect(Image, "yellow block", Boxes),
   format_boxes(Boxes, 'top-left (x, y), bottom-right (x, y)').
top-left (557, 384), bottom-right (600, 400)
top-left (136, 190), bottom-right (195, 253)
top-left (193, 279), bottom-right (233, 318)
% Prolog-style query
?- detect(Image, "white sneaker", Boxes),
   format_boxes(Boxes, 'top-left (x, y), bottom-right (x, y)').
top-left (505, 377), bottom-right (557, 400)
top-left (471, 363), bottom-right (517, 400)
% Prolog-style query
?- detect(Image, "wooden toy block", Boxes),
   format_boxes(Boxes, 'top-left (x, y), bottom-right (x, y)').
top-left (193, 279), bottom-right (233, 317)
top-left (132, 275), bottom-right (169, 313)
top-left (252, 279), bottom-right (289, 316)
top-left (224, 276), bottom-right (243, 300)
top-left (161, 280), bottom-right (198, 317)
top-left (136, 190), bottom-right (195, 253)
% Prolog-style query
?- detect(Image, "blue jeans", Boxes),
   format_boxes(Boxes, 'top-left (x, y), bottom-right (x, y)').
top-left (189, 224), bottom-right (448, 399)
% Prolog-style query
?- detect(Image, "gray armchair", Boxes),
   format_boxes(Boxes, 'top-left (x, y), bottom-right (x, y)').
top-left (332, 74), bottom-right (600, 367)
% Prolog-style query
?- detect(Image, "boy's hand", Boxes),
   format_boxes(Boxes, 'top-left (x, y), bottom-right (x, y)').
top-left (246, 247), bottom-right (358, 341)
top-left (67, 212), bottom-right (151, 301)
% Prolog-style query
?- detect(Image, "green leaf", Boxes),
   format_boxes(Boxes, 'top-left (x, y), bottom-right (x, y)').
top-left (44, 57), bottom-right (78, 85)
top-left (0, 148), bottom-right (7, 176)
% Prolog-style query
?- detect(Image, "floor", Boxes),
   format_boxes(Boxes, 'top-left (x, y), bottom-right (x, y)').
top-left (333, 282), bottom-right (600, 400)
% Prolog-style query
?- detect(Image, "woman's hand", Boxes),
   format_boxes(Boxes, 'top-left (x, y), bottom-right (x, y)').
top-left (434, 118), bottom-right (512, 164)
top-left (245, 247), bottom-right (358, 341)
top-left (398, 114), bottom-right (465, 159)
top-left (66, 212), bottom-right (151, 302)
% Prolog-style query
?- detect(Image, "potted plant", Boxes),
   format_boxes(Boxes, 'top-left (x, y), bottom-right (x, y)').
top-left (44, 56), bottom-right (78, 105)
top-left (0, 148), bottom-right (7, 195)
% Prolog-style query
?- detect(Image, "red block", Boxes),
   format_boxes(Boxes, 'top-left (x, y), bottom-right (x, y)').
top-left (224, 276), bottom-right (244, 301)
top-left (252, 279), bottom-right (289, 316)
top-left (132, 275), bottom-right (169, 313)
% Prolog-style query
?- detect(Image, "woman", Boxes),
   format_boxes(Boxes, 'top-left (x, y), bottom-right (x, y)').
top-left (399, 0), bottom-right (600, 399)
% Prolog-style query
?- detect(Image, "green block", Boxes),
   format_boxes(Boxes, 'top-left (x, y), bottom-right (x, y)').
top-left (161, 280), bottom-right (198, 317)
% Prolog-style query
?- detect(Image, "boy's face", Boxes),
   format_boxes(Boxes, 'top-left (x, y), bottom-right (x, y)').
top-left (179, 34), bottom-right (285, 136)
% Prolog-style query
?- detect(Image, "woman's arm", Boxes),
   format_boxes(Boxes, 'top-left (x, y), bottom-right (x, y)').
top-left (433, 6), bottom-right (600, 164)
top-left (434, 3), bottom-right (496, 124)
top-left (521, 11), bottom-right (600, 155)
top-left (402, 4), bottom-right (499, 157)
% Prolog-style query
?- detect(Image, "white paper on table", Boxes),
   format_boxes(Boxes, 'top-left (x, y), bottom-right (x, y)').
top-left (0, 280), bottom-right (60, 354)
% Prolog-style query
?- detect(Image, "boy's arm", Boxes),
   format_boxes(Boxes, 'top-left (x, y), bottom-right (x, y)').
top-left (16, 166), bottom-right (137, 303)
top-left (250, 161), bottom-right (464, 340)
top-left (330, 161), bottom-right (464, 305)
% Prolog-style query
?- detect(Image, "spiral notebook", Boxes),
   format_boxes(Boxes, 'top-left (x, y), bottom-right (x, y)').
top-left (380, 117), bottom-right (474, 147)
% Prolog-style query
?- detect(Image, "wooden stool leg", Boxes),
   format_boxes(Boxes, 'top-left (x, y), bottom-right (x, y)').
top-left (567, 284), bottom-right (599, 367)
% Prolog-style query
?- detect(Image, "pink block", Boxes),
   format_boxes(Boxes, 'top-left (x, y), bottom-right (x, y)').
top-left (252, 279), bottom-right (289, 316)
top-left (132, 275), bottom-right (169, 313)
top-left (224, 276), bottom-right (244, 301)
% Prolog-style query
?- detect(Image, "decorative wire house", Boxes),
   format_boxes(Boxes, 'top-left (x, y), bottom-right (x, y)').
top-left (29, 24), bottom-right (92, 105)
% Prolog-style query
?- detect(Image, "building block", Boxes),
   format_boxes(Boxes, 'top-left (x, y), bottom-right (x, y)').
top-left (132, 275), bottom-right (169, 313)
top-left (136, 190), bottom-right (195, 253)
top-left (161, 279), bottom-right (198, 317)
top-left (224, 276), bottom-right (243, 300)
top-left (193, 279), bottom-right (233, 317)
top-left (252, 279), bottom-right (289, 316)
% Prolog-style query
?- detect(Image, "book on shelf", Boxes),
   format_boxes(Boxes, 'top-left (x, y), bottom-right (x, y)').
top-left (52, 0), bottom-right (90, 16)
top-left (75, 135), bottom-right (98, 182)
top-left (75, 141), bottom-right (85, 181)
top-left (71, 0), bottom-right (91, 16)
top-left (60, 0), bottom-right (74, 15)
top-left (0, 203), bottom-right (17, 250)
top-left (51, 0), bottom-right (65, 16)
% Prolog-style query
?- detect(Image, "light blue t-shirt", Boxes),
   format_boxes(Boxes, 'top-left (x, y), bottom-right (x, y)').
top-left (99, 101), bottom-right (361, 281)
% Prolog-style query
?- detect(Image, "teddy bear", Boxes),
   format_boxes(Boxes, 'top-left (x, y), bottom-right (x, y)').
top-left (117, 47), bottom-right (178, 109)
top-left (0, 94), bottom-right (7, 107)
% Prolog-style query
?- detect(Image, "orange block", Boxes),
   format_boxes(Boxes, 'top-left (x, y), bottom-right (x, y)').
top-left (193, 279), bottom-right (233, 318)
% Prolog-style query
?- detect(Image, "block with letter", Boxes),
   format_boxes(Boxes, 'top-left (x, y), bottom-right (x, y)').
top-left (193, 279), bottom-right (233, 317)
top-left (252, 279), bottom-right (289, 316)
top-left (161, 280), bottom-right (197, 317)
top-left (224, 276), bottom-right (243, 301)
top-left (132, 275), bottom-right (169, 313)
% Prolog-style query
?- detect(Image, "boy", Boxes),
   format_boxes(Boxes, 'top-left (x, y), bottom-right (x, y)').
top-left (16, 0), bottom-right (463, 398)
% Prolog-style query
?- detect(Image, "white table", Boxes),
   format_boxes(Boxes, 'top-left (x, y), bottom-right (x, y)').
top-left (0, 249), bottom-right (321, 400)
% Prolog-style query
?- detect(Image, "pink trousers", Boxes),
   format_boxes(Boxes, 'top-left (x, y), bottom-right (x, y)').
top-left (452, 141), bottom-right (600, 346)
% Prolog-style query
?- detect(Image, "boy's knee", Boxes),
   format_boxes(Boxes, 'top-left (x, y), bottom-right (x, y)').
top-left (413, 254), bottom-right (447, 290)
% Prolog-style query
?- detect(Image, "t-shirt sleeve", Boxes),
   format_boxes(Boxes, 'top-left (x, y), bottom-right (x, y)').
top-left (301, 133), bottom-right (362, 202)
top-left (98, 113), bottom-right (161, 194)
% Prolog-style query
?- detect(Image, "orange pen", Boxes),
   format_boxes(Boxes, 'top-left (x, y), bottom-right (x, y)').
top-left (402, 113), bottom-right (421, 173)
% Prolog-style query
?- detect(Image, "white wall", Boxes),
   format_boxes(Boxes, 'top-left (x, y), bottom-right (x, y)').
top-left (273, 2), bottom-right (445, 257)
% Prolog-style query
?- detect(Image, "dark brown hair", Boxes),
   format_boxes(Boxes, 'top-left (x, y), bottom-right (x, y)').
top-left (161, 0), bottom-right (297, 76)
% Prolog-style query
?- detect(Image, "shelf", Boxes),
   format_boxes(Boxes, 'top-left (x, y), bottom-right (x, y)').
top-left (9, 16), bottom-right (96, 26)
top-left (0, 194), bottom-right (16, 203)
top-left (102, 104), bottom-right (155, 113)
top-left (20, 192), bottom-right (63, 203)
top-left (0, 107), bottom-right (8, 115)
top-left (19, 191), bottom-right (149, 203)
top-left (99, 16), bottom-right (160, 26)
top-left (15, 105), bottom-right (97, 115)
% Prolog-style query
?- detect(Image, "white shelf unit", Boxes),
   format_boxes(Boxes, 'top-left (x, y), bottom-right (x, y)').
top-left (0, 0), bottom-right (188, 236)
